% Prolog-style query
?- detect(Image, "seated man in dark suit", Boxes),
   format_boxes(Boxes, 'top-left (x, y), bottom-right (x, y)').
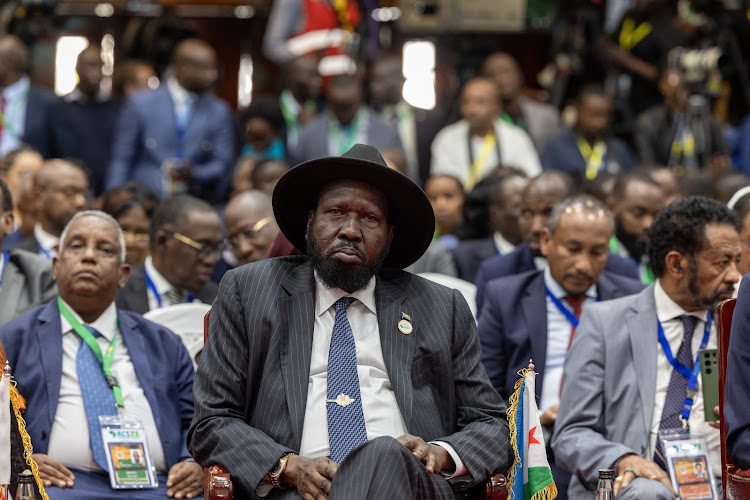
top-left (726, 275), bottom-right (750, 469)
top-left (0, 178), bottom-right (56, 324)
top-left (608, 170), bottom-right (666, 284)
top-left (540, 85), bottom-right (636, 183)
top-left (9, 159), bottom-right (89, 260)
top-left (116, 195), bottom-right (221, 314)
top-left (0, 210), bottom-right (202, 499)
top-left (452, 171), bottom-right (528, 283)
top-left (189, 144), bottom-right (513, 499)
top-left (479, 194), bottom-right (645, 499)
top-left (475, 171), bottom-right (638, 314)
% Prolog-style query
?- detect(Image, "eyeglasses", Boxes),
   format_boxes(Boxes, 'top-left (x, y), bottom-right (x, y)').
top-left (122, 230), bottom-right (150, 243)
top-left (226, 215), bottom-right (275, 249)
top-left (172, 232), bottom-right (225, 257)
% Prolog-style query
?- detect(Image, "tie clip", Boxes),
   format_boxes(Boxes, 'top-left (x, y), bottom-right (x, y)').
top-left (326, 394), bottom-right (354, 407)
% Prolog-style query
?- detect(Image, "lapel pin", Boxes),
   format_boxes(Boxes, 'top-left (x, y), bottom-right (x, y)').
top-left (398, 312), bottom-right (413, 335)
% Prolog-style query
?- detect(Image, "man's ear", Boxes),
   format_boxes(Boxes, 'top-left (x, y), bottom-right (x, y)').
top-left (52, 255), bottom-right (60, 282)
top-left (306, 210), bottom-right (314, 231)
top-left (539, 227), bottom-right (552, 257)
top-left (118, 263), bottom-right (131, 288)
top-left (664, 251), bottom-right (687, 278)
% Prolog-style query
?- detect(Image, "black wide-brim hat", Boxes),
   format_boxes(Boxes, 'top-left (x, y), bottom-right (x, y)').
top-left (272, 144), bottom-right (435, 269)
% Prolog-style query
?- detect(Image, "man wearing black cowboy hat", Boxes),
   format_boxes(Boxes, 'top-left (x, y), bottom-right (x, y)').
top-left (188, 144), bottom-right (513, 499)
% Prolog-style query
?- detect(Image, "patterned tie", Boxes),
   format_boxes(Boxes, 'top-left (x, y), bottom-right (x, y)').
top-left (654, 314), bottom-right (698, 469)
top-left (164, 288), bottom-right (186, 306)
top-left (76, 326), bottom-right (118, 470)
top-left (327, 297), bottom-right (368, 464)
top-left (563, 295), bottom-right (586, 342)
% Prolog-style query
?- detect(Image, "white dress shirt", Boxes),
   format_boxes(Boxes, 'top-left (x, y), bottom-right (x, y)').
top-left (0, 75), bottom-right (30, 156)
top-left (430, 118), bottom-right (542, 188)
top-left (326, 108), bottom-right (370, 157)
top-left (166, 75), bottom-right (194, 126)
top-left (651, 280), bottom-right (720, 472)
top-left (540, 267), bottom-right (597, 412)
top-left (299, 273), bottom-right (466, 475)
top-left (34, 224), bottom-right (59, 260)
top-left (492, 232), bottom-right (516, 256)
top-left (47, 299), bottom-right (168, 473)
top-left (144, 256), bottom-right (198, 310)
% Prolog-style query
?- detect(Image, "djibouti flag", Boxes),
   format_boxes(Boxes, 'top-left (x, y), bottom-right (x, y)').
top-left (507, 366), bottom-right (557, 500)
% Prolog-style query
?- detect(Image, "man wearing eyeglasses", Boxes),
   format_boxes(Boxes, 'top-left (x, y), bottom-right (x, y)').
top-left (116, 194), bottom-right (221, 314)
top-left (8, 159), bottom-right (89, 260)
top-left (224, 190), bottom-right (279, 267)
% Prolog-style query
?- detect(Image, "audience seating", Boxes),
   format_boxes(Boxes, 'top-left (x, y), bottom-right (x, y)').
top-left (716, 298), bottom-right (750, 499)
top-left (144, 302), bottom-right (211, 370)
top-left (201, 310), bottom-right (509, 500)
top-left (418, 273), bottom-right (478, 319)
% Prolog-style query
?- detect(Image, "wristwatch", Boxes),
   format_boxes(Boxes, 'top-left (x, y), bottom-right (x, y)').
top-left (269, 452), bottom-right (295, 488)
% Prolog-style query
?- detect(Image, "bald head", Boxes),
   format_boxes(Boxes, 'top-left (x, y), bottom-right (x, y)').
top-left (173, 38), bottom-right (218, 93)
top-left (34, 160), bottom-right (89, 236)
top-left (461, 77), bottom-right (501, 135)
top-left (481, 52), bottom-right (523, 102)
top-left (0, 35), bottom-right (29, 87)
top-left (76, 46), bottom-right (103, 98)
top-left (225, 190), bottom-right (279, 265)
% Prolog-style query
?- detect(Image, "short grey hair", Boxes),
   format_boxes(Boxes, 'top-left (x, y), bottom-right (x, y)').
top-left (59, 210), bottom-right (127, 263)
top-left (546, 194), bottom-right (615, 235)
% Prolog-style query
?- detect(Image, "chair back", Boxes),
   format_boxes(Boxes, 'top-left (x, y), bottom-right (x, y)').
top-left (144, 302), bottom-right (212, 370)
top-left (204, 309), bottom-right (211, 344)
top-left (717, 298), bottom-right (735, 489)
top-left (418, 273), bottom-right (478, 319)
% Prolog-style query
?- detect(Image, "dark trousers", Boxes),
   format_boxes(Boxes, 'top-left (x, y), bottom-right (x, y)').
top-left (44, 468), bottom-right (204, 500)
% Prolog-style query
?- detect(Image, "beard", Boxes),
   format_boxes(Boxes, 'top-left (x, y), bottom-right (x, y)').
top-left (687, 262), bottom-right (735, 312)
top-left (306, 226), bottom-right (390, 293)
top-left (615, 217), bottom-right (646, 260)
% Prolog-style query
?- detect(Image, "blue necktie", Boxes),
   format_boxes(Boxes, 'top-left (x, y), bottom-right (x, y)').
top-left (655, 315), bottom-right (697, 469)
top-left (327, 297), bottom-right (368, 464)
top-left (76, 326), bottom-right (118, 470)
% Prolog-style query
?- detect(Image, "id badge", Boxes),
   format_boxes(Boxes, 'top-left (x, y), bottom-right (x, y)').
top-left (660, 431), bottom-right (717, 500)
top-left (99, 416), bottom-right (158, 489)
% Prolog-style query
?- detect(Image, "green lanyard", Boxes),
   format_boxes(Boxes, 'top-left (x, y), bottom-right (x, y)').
top-left (329, 109), bottom-right (364, 155)
top-left (57, 297), bottom-right (124, 408)
top-left (0, 87), bottom-right (30, 141)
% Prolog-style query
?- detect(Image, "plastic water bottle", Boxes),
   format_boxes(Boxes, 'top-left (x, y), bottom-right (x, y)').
top-left (595, 469), bottom-right (614, 500)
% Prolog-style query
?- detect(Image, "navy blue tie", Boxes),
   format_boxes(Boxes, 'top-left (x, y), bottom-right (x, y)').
top-left (327, 297), bottom-right (368, 464)
top-left (655, 315), bottom-right (697, 469)
top-left (76, 326), bottom-right (118, 470)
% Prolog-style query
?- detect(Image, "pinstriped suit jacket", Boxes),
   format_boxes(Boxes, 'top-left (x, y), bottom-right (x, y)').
top-left (188, 256), bottom-right (513, 499)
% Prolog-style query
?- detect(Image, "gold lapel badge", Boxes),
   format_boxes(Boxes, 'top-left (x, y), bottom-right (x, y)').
top-left (398, 312), bottom-right (413, 335)
top-left (326, 394), bottom-right (354, 407)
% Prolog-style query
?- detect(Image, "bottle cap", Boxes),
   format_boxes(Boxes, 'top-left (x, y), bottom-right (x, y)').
top-left (598, 469), bottom-right (614, 480)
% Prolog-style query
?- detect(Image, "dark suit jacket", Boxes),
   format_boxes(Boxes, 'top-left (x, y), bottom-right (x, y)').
top-left (188, 257), bottom-right (514, 499)
top-left (116, 265), bottom-right (219, 315)
top-left (540, 128), bottom-right (636, 185)
top-left (23, 86), bottom-right (72, 159)
top-left (289, 108), bottom-right (402, 165)
top-left (107, 86), bottom-right (236, 203)
top-left (478, 269), bottom-right (645, 400)
top-left (0, 300), bottom-right (195, 468)
top-left (475, 243), bottom-right (639, 315)
top-left (413, 106), bottom-right (446, 184)
top-left (0, 249), bottom-right (57, 325)
top-left (452, 238), bottom-right (500, 284)
top-left (727, 276), bottom-right (750, 468)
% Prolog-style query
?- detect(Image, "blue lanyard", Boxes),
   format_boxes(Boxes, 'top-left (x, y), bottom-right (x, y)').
top-left (144, 268), bottom-right (195, 309)
top-left (544, 286), bottom-right (596, 328)
top-left (38, 243), bottom-right (53, 260)
top-left (0, 250), bottom-right (8, 288)
top-left (657, 314), bottom-right (712, 423)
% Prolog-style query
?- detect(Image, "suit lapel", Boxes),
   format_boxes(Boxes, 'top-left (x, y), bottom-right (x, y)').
top-left (119, 310), bottom-right (161, 426)
top-left (375, 274), bottom-right (413, 428)
top-left (35, 301), bottom-right (64, 426)
top-left (0, 258), bottom-right (23, 321)
top-left (522, 273), bottom-right (548, 398)
top-left (279, 262), bottom-right (316, 450)
top-left (128, 267), bottom-right (150, 314)
top-left (625, 286), bottom-right (658, 435)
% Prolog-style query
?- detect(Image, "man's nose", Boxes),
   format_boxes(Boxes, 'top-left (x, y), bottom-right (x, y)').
top-left (338, 214), bottom-right (362, 240)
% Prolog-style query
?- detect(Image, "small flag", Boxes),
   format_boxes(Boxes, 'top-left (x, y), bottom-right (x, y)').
top-left (507, 363), bottom-right (557, 500)
top-left (0, 363), bottom-right (10, 486)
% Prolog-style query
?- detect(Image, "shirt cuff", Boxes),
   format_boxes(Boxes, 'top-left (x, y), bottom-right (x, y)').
top-left (430, 441), bottom-right (467, 478)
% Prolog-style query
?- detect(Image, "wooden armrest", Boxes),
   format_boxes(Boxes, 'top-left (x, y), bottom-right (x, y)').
top-left (202, 466), bottom-right (507, 500)
top-left (204, 465), bottom-right (233, 500)
top-left (730, 466), bottom-right (750, 479)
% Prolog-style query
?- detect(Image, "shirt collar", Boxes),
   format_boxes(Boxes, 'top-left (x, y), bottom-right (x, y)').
top-left (59, 297), bottom-right (119, 341)
top-left (654, 279), bottom-right (708, 323)
top-left (34, 223), bottom-right (59, 252)
top-left (166, 74), bottom-right (194, 106)
top-left (544, 266), bottom-right (597, 300)
top-left (2, 75), bottom-right (29, 99)
top-left (493, 232), bottom-right (516, 255)
top-left (144, 255), bottom-right (176, 296)
top-left (314, 271), bottom-right (377, 317)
